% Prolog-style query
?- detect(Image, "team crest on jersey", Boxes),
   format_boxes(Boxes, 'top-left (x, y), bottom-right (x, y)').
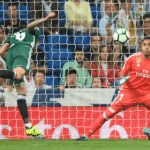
top-left (136, 58), bottom-right (140, 66)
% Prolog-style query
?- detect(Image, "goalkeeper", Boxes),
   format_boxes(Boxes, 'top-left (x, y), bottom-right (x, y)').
top-left (0, 12), bottom-right (55, 137)
top-left (77, 37), bottom-right (150, 141)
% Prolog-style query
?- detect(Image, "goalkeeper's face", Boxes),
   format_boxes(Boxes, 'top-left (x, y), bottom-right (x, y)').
top-left (141, 39), bottom-right (150, 57)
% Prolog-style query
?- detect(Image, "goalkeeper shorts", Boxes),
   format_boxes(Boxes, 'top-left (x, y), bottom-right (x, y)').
top-left (111, 89), bottom-right (150, 109)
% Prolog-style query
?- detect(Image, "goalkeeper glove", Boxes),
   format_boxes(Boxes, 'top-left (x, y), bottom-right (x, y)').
top-left (120, 76), bottom-right (130, 85)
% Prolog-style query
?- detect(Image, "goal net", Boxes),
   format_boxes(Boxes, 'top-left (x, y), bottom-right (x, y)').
top-left (0, 0), bottom-right (149, 140)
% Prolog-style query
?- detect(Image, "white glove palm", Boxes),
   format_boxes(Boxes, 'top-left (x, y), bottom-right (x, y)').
top-left (120, 76), bottom-right (130, 85)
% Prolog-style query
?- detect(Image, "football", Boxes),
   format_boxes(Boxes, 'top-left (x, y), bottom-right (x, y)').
top-left (113, 28), bottom-right (130, 45)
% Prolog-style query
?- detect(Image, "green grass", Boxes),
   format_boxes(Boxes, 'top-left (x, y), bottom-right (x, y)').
top-left (0, 139), bottom-right (150, 150)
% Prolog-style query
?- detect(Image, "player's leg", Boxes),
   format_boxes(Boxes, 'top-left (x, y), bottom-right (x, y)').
top-left (76, 90), bottom-right (137, 141)
top-left (0, 67), bottom-right (26, 81)
top-left (140, 94), bottom-right (150, 139)
top-left (76, 104), bottom-right (125, 141)
top-left (0, 51), bottom-right (18, 80)
top-left (15, 80), bottom-right (30, 126)
top-left (0, 52), bottom-right (26, 80)
top-left (15, 79), bottom-right (41, 137)
top-left (0, 69), bottom-right (17, 80)
top-left (2, 45), bottom-right (32, 80)
top-left (12, 56), bottom-right (41, 137)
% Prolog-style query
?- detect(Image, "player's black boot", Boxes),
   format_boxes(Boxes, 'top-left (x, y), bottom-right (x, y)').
top-left (76, 135), bottom-right (88, 141)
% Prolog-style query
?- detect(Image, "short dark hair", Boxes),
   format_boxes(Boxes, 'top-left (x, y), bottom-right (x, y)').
top-left (92, 76), bottom-right (103, 83)
top-left (140, 13), bottom-right (150, 27)
top-left (114, 0), bottom-right (119, 9)
top-left (33, 70), bottom-right (45, 78)
top-left (120, 0), bottom-right (131, 3)
top-left (92, 76), bottom-right (103, 88)
top-left (91, 33), bottom-right (102, 43)
top-left (65, 69), bottom-right (77, 78)
top-left (142, 36), bottom-right (150, 43)
top-left (13, 25), bottom-right (27, 34)
top-left (143, 13), bottom-right (150, 21)
top-left (7, 2), bottom-right (18, 9)
top-left (75, 47), bottom-right (84, 53)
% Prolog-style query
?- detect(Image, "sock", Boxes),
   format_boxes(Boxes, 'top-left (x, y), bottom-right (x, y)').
top-left (146, 121), bottom-right (150, 128)
top-left (25, 123), bottom-right (32, 128)
top-left (85, 105), bottom-right (124, 138)
top-left (0, 70), bottom-right (16, 79)
top-left (85, 115), bottom-right (107, 138)
top-left (17, 95), bottom-right (31, 127)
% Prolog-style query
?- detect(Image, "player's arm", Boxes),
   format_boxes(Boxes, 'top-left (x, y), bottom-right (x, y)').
top-left (105, 22), bottom-right (113, 37)
top-left (0, 43), bottom-right (10, 56)
top-left (119, 57), bottom-right (132, 85)
top-left (27, 12), bottom-right (55, 32)
top-left (105, 13), bottom-right (116, 37)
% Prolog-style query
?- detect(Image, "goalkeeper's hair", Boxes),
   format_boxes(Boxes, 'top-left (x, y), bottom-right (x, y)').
top-left (142, 37), bottom-right (150, 43)
top-left (65, 69), bottom-right (77, 78)
top-left (143, 13), bottom-right (150, 20)
top-left (141, 13), bottom-right (150, 27)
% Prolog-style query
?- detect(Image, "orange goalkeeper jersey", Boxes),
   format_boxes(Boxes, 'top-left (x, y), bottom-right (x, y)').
top-left (121, 52), bottom-right (150, 91)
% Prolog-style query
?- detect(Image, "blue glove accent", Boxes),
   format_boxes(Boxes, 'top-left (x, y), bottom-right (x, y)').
top-left (120, 76), bottom-right (130, 85)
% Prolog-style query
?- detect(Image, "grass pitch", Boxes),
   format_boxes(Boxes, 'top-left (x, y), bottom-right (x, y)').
top-left (0, 139), bottom-right (150, 150)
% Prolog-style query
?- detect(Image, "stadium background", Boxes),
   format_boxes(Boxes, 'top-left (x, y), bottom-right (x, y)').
top-left (0, 0), bottom-right (149, 140)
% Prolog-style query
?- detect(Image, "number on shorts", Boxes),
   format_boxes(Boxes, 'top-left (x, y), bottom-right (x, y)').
top-left (15, 32), bottom-right (25, 41)
top-left (119, 94), bottom-right (124, 101)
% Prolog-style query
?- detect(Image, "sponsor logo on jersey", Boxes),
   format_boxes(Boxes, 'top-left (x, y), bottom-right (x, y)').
top-left (136, 69), bottom-right (150, 78)
top-left (136, 58), bottom-right (140, 66)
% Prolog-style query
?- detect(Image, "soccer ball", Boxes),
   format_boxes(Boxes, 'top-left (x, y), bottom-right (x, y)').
top-left (113, 28), bottom-right (130, 45)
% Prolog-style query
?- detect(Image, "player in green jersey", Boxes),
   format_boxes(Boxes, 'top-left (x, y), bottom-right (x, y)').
top-left (0, 12), bottom-right (55, 137)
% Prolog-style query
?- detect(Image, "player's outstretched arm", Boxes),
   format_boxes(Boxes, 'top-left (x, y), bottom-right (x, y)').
top-left (0, 43), bottom-right (10, 55)
top-left (27, 12), bottom-right (55, 30)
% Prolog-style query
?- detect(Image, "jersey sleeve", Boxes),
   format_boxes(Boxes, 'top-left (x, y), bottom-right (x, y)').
top-left (4, 37), bottom-right (10, 44)
top-left (35, 27), bottom-right (41, 37)
top-left (109, 12), bottom-right (119, 25)
top-left (28, 27), bottom-right (41, 37)
top-left (120, 56), bottom-right (133, 76)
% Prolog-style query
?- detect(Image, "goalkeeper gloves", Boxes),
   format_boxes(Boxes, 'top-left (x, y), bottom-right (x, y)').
top-left (120, 76), bottom-right (130, 85)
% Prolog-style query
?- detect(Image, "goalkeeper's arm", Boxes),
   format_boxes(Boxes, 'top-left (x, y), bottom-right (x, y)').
top-left (120, 73), bottom-right (130, 85)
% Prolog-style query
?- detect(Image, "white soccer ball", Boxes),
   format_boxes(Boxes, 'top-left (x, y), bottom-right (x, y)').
top-left (113, 28), bottom-right (130, 45)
